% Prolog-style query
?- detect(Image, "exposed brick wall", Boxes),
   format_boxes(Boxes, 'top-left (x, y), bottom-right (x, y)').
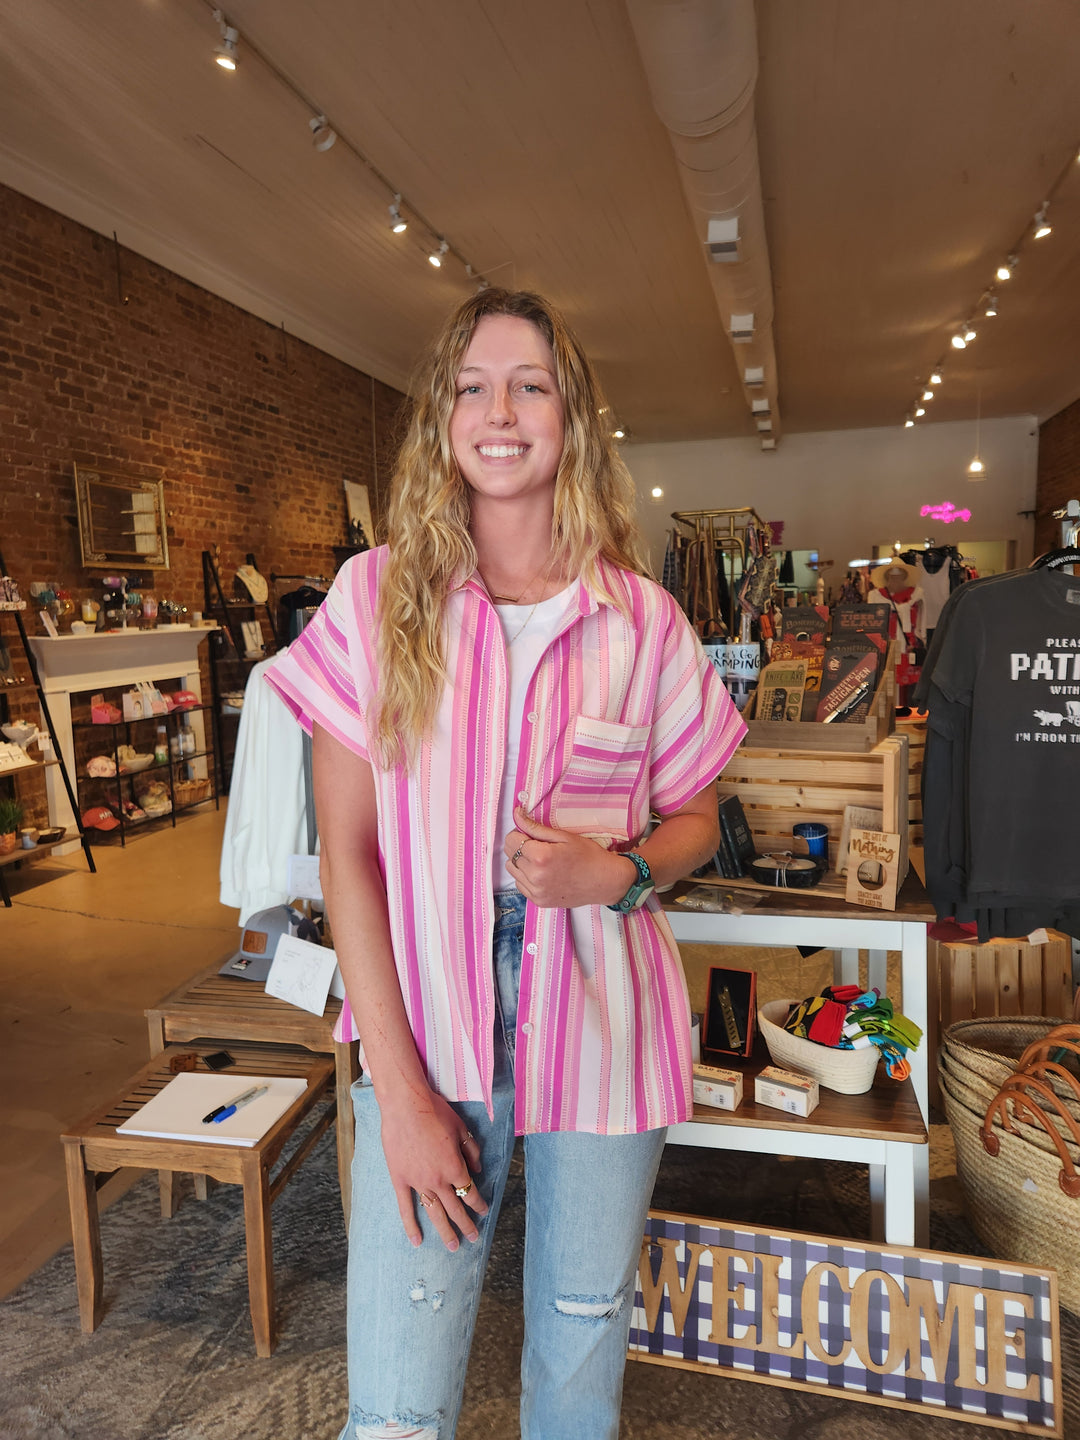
top-left (0, 182), bottom-right (408, 829)
top-left (1035, 396), bottom-right (1080, 554)
top-left (0, 182), bottom-right (406, 609)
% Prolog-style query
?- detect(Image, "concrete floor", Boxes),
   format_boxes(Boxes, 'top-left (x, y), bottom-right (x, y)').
top-left (0, 806), bottom-right (237, 1299)
top-left (0, 806), bottom-right (933, 1304)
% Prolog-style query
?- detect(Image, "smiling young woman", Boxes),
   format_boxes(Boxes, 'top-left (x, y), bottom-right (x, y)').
top-left (265, 289), bottom-right (746, 1440)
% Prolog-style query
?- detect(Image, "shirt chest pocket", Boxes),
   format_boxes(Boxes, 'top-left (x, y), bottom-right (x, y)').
top-left (549, 715), bottom-right (651, 845)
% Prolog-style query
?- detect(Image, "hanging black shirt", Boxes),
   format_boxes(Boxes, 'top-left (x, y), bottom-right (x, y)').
top-left (932, 567), bottom-right (1080, 903)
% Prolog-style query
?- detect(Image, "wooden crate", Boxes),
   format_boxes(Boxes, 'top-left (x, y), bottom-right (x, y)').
top-left (895, 712), bottom-right (926, 846)
top-left (713, 732), bottom-right (909, 899)
top-left (931, 931), bottom-right (1074, 1029)
top-left (927, 930), bottom-right (1075, 1103)
top-left (742, 639), bottom-right (898, 753)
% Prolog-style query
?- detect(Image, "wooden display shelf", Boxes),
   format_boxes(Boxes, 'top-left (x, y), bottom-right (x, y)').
top-left (0, 827), bottom-right (80, 869)
top-left (669, 868), bottom-right (934, 924)
top-left (742, 638), bottom-right (898, 752)
top-left (716, 731), bottom-right (909, 885)
top-left (693, 1039), bottom-right (926, 1144)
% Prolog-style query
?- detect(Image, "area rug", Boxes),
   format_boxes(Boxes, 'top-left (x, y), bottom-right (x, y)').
top-left (1, 1134), bottom-right (1076, 1440)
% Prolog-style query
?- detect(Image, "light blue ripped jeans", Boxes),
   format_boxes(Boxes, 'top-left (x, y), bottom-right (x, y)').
top-left (339, 889), bottom-right (667, 1440)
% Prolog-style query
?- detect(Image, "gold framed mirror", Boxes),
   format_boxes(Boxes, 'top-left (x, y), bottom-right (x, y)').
top-left (74, 463), bottom-right (170, 569)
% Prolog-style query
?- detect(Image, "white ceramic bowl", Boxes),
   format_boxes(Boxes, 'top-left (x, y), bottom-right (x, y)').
top-left (119, 753), bottom-right (156, 773)
top-left (1, 721), bottom-right (36, 747)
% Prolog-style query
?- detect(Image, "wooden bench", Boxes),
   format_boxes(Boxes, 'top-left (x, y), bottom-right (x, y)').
top-left (61, 1042), bottom-right (335, 1357)
top-left (145, 959), bottom-right (359, 1219)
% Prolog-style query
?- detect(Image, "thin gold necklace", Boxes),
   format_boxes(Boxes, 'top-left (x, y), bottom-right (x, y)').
top-left (489, 551), bottom-right (555, 605)
top-left (499, 555), bottom-right (558, 646)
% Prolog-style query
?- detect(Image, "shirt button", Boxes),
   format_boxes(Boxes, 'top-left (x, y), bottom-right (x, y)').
top-left (526, 711), bottom-right (538, 724)
top-left (526, 942), bottom-right (538, 955)
top-left (521, 1022), bottom-right (533, 1035)
top-left (517, 790), bottom-right (528, 803)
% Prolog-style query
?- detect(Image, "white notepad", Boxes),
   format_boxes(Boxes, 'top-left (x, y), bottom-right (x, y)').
top-left (116, 1073), bottom-right (308, 1147)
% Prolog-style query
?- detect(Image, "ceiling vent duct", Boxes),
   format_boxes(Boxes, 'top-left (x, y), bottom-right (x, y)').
top-left (626, 0), bottom-right (781, 441)
top-left (708, 217), bottom-right (740, 262)
top-left (729, 312), bottom-right (754, 342)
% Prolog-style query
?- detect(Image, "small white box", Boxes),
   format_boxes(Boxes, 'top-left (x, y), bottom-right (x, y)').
top-left (692, 1063), bottom-right (743, 1112)
top-left (754, 1065), bottom-right (819, 1117)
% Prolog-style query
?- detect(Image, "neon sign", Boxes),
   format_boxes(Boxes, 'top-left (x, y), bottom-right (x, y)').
top-left (920, 502), bottom-right (971, 524)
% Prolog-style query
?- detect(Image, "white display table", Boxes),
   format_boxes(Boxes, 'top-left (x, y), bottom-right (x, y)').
top-left (666, 875), bottom-right (933, 1246)
top-left (27, 626), bottom-right (214, 841)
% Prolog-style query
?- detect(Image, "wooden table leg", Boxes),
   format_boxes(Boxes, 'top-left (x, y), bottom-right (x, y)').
top-left (63, 1139), bottom-right (103, 1333)
top-left (241, 1152), bottom-right (275, 1357)
top-left (333, 1039), bottom-right (358, 1225)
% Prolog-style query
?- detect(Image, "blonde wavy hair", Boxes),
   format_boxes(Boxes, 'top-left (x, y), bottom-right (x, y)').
top-left (374, 288), bottom-right (649, 769)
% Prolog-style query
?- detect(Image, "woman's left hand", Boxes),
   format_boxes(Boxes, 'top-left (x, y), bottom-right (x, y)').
top-left (505, 806), bottom-right (635, 908)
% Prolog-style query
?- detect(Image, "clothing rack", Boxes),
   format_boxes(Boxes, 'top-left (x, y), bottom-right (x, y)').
top-left (668, 507), bottom-right (771, 635)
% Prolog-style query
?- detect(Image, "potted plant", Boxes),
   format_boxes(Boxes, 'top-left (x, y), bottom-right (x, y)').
top-left (0, 797), bottom-right (23, 855)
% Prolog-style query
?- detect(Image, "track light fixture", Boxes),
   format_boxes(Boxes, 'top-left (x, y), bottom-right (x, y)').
top-left (967, 457), bottom-right (985, 477)
top-left (930, 372), bottom-right (942, 386)
top-left (388, 195), bottom-right (407, 233)
top-left (951, 332), bottom-right (967, 350)
top-left (922, 390), bottom-right (934, 402)
top-left (310, 116), bottom-right (337, 151)
top-left (964, 323), bottom-right (977, 343)
top-left (996, 254), bottom-right (1017, 282)
top-left (213, 10), bottom-right (238, 69)
top-left (904, 417), bottom-right (915, 428)
top-left (1034, 203), bottom-right (1052, 239)
top-left (915, 407), bottom-right (926, 417)
top-left (428, 239), bottom-right (449, 268)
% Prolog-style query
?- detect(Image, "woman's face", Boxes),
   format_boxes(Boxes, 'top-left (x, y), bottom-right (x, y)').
top-left (449, 314), bottom-right (565, 507)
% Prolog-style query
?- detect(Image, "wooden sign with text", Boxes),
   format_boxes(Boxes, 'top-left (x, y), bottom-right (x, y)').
top-left (629, 1211), bottom-right (1061, 1435)
top-left (845, 827), bottom-right (902, 909)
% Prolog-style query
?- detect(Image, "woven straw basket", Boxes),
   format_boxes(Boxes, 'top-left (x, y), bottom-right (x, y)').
top-left (758, 999), bottom-right (880, 1095)
top-left (173, 777), bottom-right (212, 807)
top-left (940, 1021), bottom-right (1080, 1315)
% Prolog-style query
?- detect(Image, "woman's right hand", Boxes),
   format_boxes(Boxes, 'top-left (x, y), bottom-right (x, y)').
top-left (377, 1082), bottom-right (487, 1250)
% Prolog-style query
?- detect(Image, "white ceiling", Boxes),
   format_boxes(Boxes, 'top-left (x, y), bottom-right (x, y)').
top-left (2, 0), bottom-right (1079, 443)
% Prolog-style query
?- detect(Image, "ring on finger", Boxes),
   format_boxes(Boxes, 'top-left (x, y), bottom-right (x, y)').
top-left (511, 843), bottom-right (525, 867)
top-left (454, 1180), bottom-right (473, 1200)
top-left (417, 1191), bottom-right (436, 1209)
top-left (460, 1131), bottom-right (474, 1147)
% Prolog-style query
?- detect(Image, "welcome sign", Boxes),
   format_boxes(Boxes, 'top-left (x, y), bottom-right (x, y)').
top-left (630, 1212), bottom-right (1061, 1435)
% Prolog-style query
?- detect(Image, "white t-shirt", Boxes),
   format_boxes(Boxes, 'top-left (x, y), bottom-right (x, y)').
top-left (492, 583), bottom-right (575, 890)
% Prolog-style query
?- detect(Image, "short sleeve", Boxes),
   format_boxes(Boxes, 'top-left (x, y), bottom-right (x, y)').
top-left (648, 604), bottom-right (747, 814)
top-left (929, 598), bottom-right (981, 707)
top-left (262, 555), bottom-right (376, 760)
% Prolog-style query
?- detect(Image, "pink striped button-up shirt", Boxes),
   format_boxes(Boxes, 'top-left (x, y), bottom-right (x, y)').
top-left (265, 547), bottom-right (746, 1135)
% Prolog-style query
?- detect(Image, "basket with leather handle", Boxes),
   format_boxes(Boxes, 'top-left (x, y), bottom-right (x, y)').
top-left (941, 1022), bottom-right (1080, 1313)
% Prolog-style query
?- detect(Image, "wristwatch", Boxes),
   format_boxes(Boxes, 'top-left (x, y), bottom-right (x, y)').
top-left (607, 851), bottom-right (655, 913)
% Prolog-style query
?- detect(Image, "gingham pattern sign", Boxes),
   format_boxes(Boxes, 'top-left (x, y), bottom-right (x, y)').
top-left (630, 1211), bottom-right (1061, 1435)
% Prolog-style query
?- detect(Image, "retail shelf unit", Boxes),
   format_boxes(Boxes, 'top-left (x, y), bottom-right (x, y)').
top-left (74, 703), bottom-right (219, 847)
top-left (665, 872), bottom-right (934, 1247)
top-left (202, 549), bottom-right (279, 792)
top-left (0, 552), bottom-right (95, 906)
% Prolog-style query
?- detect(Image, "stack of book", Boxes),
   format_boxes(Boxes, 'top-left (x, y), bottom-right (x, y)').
top-left (707, 794), bottom-right (757, 879)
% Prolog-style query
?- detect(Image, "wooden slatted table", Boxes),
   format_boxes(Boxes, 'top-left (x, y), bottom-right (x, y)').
top-left (145, 959), bottom-right (359, 1220)
top-left (61, 1042), bottom-right (335, 1357)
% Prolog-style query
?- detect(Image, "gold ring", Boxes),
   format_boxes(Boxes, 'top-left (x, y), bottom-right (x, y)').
top-left (461, 1131), bottom-right (474, 1146)
top-left (454, 1181), bottom-right (473, 1199)
top-left (511, 844), bottom-right (525, 867)
top-left (417, 1191), bottom-right (436, 1209)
